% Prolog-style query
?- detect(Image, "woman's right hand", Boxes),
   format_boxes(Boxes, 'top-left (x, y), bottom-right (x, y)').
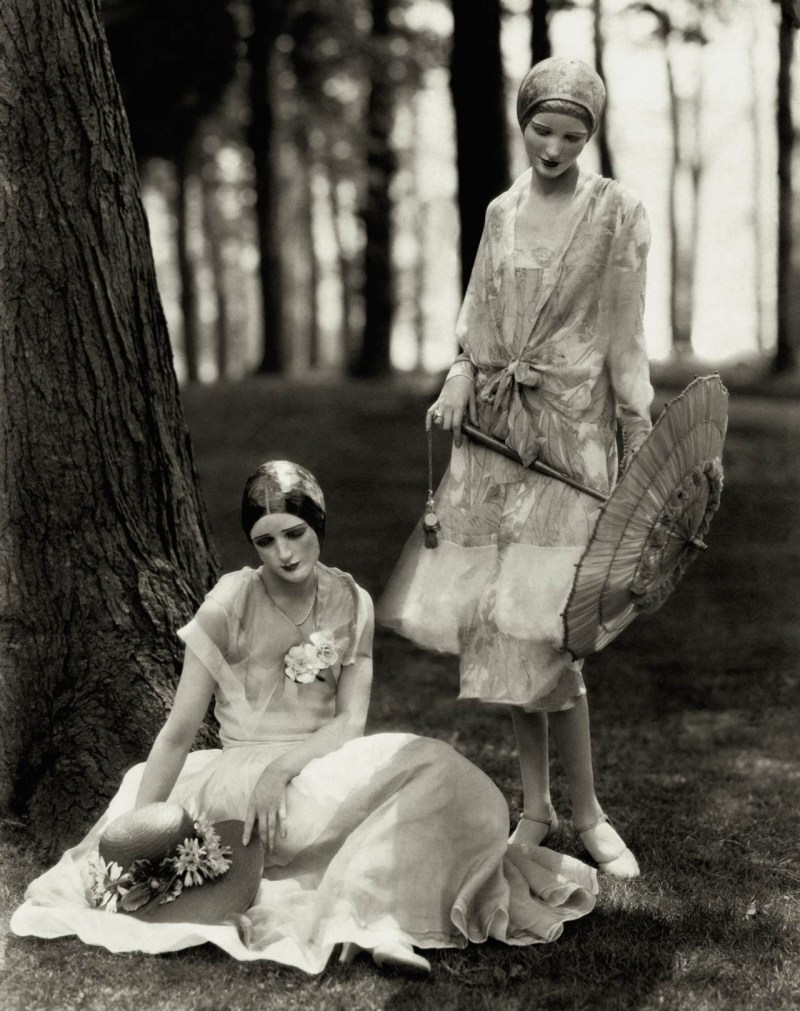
top-left (243, 764), bottom-right (292, 850)
top-left (426, 375), bottom-right (478, 448)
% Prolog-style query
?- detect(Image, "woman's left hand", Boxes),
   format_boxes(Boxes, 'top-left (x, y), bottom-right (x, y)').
top-left (243, 764), bottom-right (292, 850)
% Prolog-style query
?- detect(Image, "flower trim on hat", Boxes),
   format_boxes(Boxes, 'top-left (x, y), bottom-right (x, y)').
top-left (284, 630), bottom-right (348, 684)
top-left (87, 814), bottom-right (232, 914)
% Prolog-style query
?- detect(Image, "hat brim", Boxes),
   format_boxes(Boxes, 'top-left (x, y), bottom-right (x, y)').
top-left (127, 821), bottom-right (264, 925)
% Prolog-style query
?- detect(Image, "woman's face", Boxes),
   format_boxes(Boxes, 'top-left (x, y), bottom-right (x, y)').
top-left (523, 112), bottom-right (589, 181)
top-left (250, 512), bottom-right (320, 585)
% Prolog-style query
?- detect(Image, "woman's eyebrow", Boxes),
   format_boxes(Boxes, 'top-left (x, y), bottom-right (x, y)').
top-left (282, 522), bottom-right (306, 534)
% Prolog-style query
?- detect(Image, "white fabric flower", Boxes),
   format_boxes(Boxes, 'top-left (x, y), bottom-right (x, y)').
top-left (284, 643), bottom-right (324, 683)
top-left (309, 631), bottom-right (340, 668)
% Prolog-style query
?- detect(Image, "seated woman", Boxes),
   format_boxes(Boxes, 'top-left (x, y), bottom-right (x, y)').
top-left (12, 461), bottom-right (597, 976)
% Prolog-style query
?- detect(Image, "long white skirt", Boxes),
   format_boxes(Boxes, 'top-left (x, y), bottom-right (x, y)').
top-left (11, 733), bottom-right (598, 974)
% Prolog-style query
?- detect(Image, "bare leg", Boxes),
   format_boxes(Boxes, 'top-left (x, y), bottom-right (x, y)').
top-left (548, 694), bottom-right (602, 828)
top-left (550, 694), bottom-right (639, 876)
top-left (508, 707), bottom-right (555, 846)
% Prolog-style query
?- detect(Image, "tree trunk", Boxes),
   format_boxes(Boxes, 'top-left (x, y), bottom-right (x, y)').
top-left (774, 2), bottom-right (797, 373)
top-left (593, 0), bottom-right (614, 179)
top-left (249, 0), bottom-right (285, 374)
top-left (200, 161), bottom-right (231, 380)
top-left (324, 150), bottom-right (356, 367)
top-left (748, 4), bottom-right (766, 352)
top-left (295, 126), bottom-right (320, 370)
top-left (0, 0), bottom-right (219, 852)
top-left (451, 0), bottom-right (510, 294)
top-left (176, 146), bottom-right (200, 383)
top-left (352, 0), bottom-right (396, 377)
top-left (531, 0), bottom-right (552, 65)
top-left (664, 41), bottom-right (691, 355)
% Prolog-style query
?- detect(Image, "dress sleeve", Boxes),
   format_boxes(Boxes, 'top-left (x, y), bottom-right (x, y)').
top-left (346, 586), bottom-right (374, 664)
top-left (605, 197), bottom-right (654, 468)
top-left (446, 197), bottom-right (501, 383)
top-left (177, 596), bottom-right (230, 683)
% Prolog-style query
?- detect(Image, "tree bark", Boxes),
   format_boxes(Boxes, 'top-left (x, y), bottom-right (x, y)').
top-left (774, 1), bottom-right (797, 373)
top-left (450, 0), bottom-right (510, 294)
top-left (249, 0), bottom-right (285, 374)
top-left (531, 0), bottom-right (552, 65)
top-left (352, 0), bottom-right (396, 377)
top-left (0, 0), bottom-right (218, 852)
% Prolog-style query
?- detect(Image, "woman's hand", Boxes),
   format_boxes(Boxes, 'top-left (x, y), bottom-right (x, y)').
top-left (426, 375), bottom-right (478, 448)
top-left (243, 764), bottom-right (292, 850)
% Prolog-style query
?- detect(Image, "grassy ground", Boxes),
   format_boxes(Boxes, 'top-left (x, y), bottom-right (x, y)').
top-left (2, 376), bottom-right (799, 1011)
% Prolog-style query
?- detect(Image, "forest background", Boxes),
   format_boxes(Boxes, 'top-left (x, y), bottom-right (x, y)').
top-left (1, 1), bottom-right (799, 1009)
top-left (113, 0), bottom-right (800, 382)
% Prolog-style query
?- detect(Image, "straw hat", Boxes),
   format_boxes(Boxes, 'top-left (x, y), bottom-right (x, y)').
top-left (91, 802), bottom-right (263, 925)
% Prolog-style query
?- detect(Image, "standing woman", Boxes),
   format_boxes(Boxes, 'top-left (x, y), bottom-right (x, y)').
top-left (378, 58), bottom-right (652, 878)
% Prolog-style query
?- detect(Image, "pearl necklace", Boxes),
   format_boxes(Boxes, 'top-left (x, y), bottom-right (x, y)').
top-left (264, 576), bottom-right (317, 627)
top-left (293, 583), bottom-right (317, 626)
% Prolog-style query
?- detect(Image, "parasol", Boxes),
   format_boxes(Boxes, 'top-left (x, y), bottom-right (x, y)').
top-left (561, 374), bottom-right (728, 658)
top-left (460, 374), bottom-right (728, 659)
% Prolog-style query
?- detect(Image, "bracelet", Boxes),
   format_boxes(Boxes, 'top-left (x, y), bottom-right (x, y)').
top-left (443, 371), bottom-right (476, 387)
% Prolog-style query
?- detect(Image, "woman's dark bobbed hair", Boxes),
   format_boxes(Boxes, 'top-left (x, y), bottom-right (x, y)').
top-left (241, 460), bottom-right (327, 546)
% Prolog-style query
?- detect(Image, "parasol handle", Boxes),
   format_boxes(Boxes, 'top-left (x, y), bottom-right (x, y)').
top-left (688, 535), bottom-right (708, 551)
top-left (461, 423), bottom-right (608, 503)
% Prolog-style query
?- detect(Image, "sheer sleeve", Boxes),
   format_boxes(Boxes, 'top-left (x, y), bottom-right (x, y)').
top-left (604, 197), bottom-right (653, 468)
top-left (350, 586), bottom-right (374, 663)
top-left (177, 596), bottom-right (230, 683)
top-left (446, 197), bottom-right (501, 383)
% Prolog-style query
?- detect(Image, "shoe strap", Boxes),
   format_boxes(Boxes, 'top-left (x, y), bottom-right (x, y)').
top-left (520, 805), bottom-right (556, 828)
top-left (575, 812), bottom-right (610, 835)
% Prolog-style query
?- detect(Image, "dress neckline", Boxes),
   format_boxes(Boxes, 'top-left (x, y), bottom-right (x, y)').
top-left (257, 566), bottom-right (319, 637)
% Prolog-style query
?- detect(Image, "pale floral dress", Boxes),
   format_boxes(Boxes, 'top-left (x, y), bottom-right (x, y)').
top-left (12, 563), bottom-right (598, 973)
top-left (379, 168), bottom-right (653, 711)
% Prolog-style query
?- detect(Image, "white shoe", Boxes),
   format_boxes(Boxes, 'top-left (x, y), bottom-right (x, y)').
top-left (339, 938), bottom-right (431, 977)
top-left (372, 939), bottom-right (431, 977)
top-left (577, 814), bottom-right (640, 878)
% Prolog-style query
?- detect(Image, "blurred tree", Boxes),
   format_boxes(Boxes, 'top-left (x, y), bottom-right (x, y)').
top-left (631, 2), bottom-right (711, 356)
top-left (353, 0), bottom-right (397, 376)
top-left (247, 0), bottom-right (286, 373)
top-left (451, 0), bottom-right (510, 294)
top-left (199, 151), bottom-right (232, 379)
top-left (773, 0), bottom-right (799, 373)
top-left (592, 0), bottom-right (615, 178)
top-left (1, 0), bottom-right (218, 850)
top-left (285, 0), bottom-right (368, 371)
top-left (532, 0), bottom-right (553, 63)
top-left (103, 0), bottom-right (237, 382)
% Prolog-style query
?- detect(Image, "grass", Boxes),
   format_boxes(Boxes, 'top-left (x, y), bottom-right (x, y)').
top-left (2, 376), bottom-right (799, 1010)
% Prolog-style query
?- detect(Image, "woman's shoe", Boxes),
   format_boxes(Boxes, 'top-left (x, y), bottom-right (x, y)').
top-left (576, 814), bottom-right (640, 878)
top-left (508, 805), bottom-right (558, 847)
top-left (371, 938), bottom-right (431, 977)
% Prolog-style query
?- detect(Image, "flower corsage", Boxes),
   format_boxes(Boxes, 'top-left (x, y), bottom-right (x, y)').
top-left (88, 813), bottom-right (232, 914)
top-left (284, 630), bottom-right (347, 684)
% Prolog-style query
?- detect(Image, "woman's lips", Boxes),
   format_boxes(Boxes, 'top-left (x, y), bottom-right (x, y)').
top-left (282, 562), bottom-right (300, 571)
top-left (541, 158), bottom-right (559, 168)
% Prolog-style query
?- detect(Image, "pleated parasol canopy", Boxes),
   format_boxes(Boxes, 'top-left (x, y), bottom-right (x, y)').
top-left (561, 374), bottom-right (728, 659)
